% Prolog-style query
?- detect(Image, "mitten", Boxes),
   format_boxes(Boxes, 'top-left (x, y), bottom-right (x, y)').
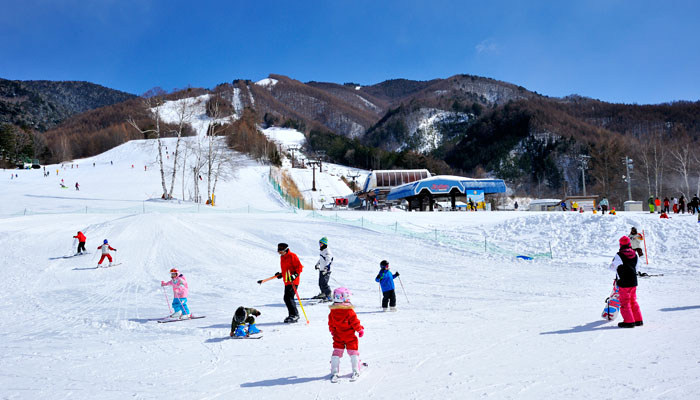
top-left (275, 272), bottom-right (282, 279)
top-left (358, 330), bottom-right (364, 338)
top-left (161, 281), bottom-right (165, 286)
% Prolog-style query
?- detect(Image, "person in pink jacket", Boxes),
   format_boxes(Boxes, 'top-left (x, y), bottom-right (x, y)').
top-left (161, 268), bottom-right (190, 319)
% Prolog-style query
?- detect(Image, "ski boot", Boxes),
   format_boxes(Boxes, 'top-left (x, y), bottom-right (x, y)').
top-left (618, 322), bottom-right (635, 328)
top-left (289, 315), bottom-right (299, 323)
top-left (350, 355), bottom-right (361, 381)
top-left (233, 324), bottom-right (247, 337)
top-left (169, 311), bottom-right (182, 319)
top-left (179, 313), bottom-right (191, 320)
top-left (390, 306), bottom-right (397, 312)
top-left (312, 293), bottom-right (325, 299)
top-left (330, 356), bottom-right (340, 383)
top-left (248, 323), bottom-right (261, 335)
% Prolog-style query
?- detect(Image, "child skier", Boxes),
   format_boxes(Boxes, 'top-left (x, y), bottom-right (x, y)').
top-left (609, 236), bottom-right (643, 328)
top-left (328, 287), bottom-right (364, 382)
top-left (314, 237), bottom-right (333, 301)
top-left (161, 268), bottom-right (190, 319)
top-left (628, 227), bottom-right (644, 257)
top-left (73, 231), bottom-right (87, 254)
top-left (230, 306), bottom-right (262, 337)
top-left (375, 260), bottom-right (400, 311)
top-left (96, 239), bottom-right (117, 267)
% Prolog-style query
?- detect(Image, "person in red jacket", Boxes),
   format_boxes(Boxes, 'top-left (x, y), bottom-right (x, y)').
top-left (276, 243), bottom-right (304, 323)
top-left (73, 231), bottom-right (87, 255)
top-left (328, 287), bottom-right (365, 382)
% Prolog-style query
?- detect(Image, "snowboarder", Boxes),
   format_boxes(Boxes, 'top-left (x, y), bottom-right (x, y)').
top-left (230, 306), bottom-right (262, 337)
top-left (609, 236), bottom-right (643, 328)
top-left (276, 243), bottom-right (304, 323)
top-left (96, 239), bottom-right (117, 267)
top-left (314, 237), bottom-right (333, 301)
top-left (328, 287), bottom-right (365, 382)
top-left (73, 231), bottom-right (87, 254)
top-left (375, 260), bottom-right (400, 311)
top-left (600, 197), bottom-right (609, 214)
top-left (628, 227), bottom-right (644, 257)
top-left (161, 268), bottom-right (190, 319)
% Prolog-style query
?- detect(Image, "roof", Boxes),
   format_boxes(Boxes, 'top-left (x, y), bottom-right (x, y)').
top-left (386, 175), bottom-right (506, 201)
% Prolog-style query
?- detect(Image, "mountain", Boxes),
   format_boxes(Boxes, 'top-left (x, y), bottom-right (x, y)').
top-left (0, 78), bottom-right (135, 131)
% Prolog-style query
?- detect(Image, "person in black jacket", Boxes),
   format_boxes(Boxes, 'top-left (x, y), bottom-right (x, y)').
top-left (609, 236), bottom-right (643, 328)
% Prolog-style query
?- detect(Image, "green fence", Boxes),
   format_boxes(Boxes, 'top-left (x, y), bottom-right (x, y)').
top-left (7, 202), bottom-right (294, 217)
top-left (268, 172), bottom-right (310, 210)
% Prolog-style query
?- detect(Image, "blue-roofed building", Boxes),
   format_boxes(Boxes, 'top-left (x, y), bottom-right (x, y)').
top-left (386, 175), bottom-right (507, 211)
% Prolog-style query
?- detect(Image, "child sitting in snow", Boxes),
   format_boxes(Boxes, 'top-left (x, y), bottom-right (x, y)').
top-left (375, 260), bottom-right (400, 311)
top-left (328, 287), bottom-right (364, 382)
top-left (230, 306), bottom-right (262, 337)
top-left (161, 268), bottom-right (191, 319)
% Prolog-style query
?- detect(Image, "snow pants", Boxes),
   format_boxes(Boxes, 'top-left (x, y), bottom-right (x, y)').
top-left (98, 254), bottom-right (113, 264)
top-left (382, 289), bottom-right (397, 308)
top-left (332, 336), bottom-right (359, 352)
top-left (77, 242), bottom-right (86, 253)
top-left (618, 287), bottom-right (642, 323)
top-left (172, 298), bottom-right (190, 315)
top-left (319, 271), bottom-right (332, 298)
top-left (284, 285), bottom-right (299, 318)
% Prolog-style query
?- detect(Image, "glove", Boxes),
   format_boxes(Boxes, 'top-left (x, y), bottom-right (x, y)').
top-left (257, 280), bottom-right (263, 285)
top-left (394, 271), bottom-right (400, 277)
top-left (358, 330), bottom-right (364, 338)
top-left (160, 281), bottom-right (166, 286)
top-left (315, 262), bottom-right (320, 270)
top-left (290, 273), bottom-right (298, 281)
top-left (275, 272), bottom-right (282, 279)
top-left (253, 310), bottom-right (261, 316)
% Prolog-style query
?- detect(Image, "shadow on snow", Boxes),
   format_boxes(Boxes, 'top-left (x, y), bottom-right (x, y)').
top-left (240, 375), bottom-right (328, 387)
top-left (540, 320), bottom-right (618, 335)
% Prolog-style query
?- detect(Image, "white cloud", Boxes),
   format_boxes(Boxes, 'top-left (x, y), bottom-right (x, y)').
top-left (475, 39), bottom-right (499, 55)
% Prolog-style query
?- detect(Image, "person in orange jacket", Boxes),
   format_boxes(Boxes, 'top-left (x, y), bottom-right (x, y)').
top-left (73, 231), bottom-right (87, 254)
top-left (328, 287), bottom-right (365, 382)
top-left (276, 243), bottom-right (304, 323)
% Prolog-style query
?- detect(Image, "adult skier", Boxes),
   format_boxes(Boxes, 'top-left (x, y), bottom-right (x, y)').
top-left (609, 236), bottom-right (643, 328)
top-left (73, 231), bottom-right (87, 254)
top-left (277, 243), bottom-right (304, 323)
top-left (599, 197), bottom-right (609, 214)
top-left (161, 268), bottom-right (191, 319)
top-left (313, 237), bottom-right (334, 301)
top-left (96, 239), bottom-right (117, 267)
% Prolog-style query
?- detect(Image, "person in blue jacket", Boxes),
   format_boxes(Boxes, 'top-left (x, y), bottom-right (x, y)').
top-left (375, 260), bottom-right (400, 311)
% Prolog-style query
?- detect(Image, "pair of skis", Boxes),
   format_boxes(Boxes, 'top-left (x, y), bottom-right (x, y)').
top-left (155, 315), bottom-right (206, 323)
top-left (331, 363), bottom-right (369, 383)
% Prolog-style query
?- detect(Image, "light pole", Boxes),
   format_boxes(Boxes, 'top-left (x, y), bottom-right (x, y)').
top-left (622, 156), bottom-right (633, 201)
top-left (578, 155), bottom-right (591, 196)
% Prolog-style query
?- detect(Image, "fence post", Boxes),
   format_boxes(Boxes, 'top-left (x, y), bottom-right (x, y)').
top-left (143, 201), bottom-right (145, 214)
top-left (549, 241), bottom-right (553, 259)
top-left (24, 208), bottom-right (26, 216)
top-left (361, 217), bottom-right (364, 227)
top-left (395, 221), bottom-right (398, 232)
top-left (484, 237), bottom-right (487, 252)
top-left (434, 229), bottom-right (437, 241)
top-left (85, 206), bottom-right (88, 214)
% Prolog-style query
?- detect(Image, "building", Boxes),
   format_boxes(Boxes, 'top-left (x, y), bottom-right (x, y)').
top-left (385, 175), bottom-right (507, 211)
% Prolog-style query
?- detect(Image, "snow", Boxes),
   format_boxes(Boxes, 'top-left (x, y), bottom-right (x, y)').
top-left (154, 94), bottom-right (236, 137)
top-left (262, 127), bottom-right (306, 150)
top-left (3, 136), bottom-right (700, 399)
top-left (255, 78), bottom-right (278, 88)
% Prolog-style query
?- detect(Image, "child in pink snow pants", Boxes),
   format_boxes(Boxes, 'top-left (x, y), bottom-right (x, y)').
top-left (609, 236), bottom-right (643, 328)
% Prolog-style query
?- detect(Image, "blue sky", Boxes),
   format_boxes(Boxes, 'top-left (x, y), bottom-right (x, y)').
top-left (1, 1), bottom-right (698, 104)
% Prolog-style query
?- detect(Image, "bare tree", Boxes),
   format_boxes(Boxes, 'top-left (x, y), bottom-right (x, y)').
top-left (165, 97), bottom-right (197, 199)
top-left (128, 97), bottom-right (168, 199)
top-left (668, 132), bottom-right (694, 197)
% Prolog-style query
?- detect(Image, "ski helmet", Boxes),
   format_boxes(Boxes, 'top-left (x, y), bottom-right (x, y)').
top-left (277, 243), bottom-right (289, 252)
top-left (233, 306), bottom-right (247, 324)
top-left (619, 236), bottom-right (631, 247)
top-left (380, 260), bottom-right (389, 269)
top-left (332, 287), bottom-right (352, 304)
top-left (103, 239), bottom-right (108, 244)
top-left (170, 268), bottom-right (179, 274)
top-left (319, 237), bottom-right (328, 246)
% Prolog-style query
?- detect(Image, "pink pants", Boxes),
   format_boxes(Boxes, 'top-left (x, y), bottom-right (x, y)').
top-left (619, 286), bottom-right (643, 323)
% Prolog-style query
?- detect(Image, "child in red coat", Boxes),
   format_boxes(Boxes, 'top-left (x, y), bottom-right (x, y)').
top-left (328, 287), bottom-right (364, 382)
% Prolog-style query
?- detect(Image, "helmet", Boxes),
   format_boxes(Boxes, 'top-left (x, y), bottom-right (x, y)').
top-left (233, 306), bottom-right (247, 324)
top-left (332, 287), bottom-right (352, 304)
top-left (277, 243), bottom-right (289, 252)
top-left (319, 237), bottom-right (328, 246)
top-left (170, 268), bottom-right (179, 274)
top-left (380, 260), bottom-right (389, 269)
top-left (619, 236), bottom-right (631, 247)
top-left (103, 239), bottom-right (108, 244)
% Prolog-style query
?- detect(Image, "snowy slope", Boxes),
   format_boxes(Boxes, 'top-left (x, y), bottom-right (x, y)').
top-left (2, 139), bottom-right (700, 399)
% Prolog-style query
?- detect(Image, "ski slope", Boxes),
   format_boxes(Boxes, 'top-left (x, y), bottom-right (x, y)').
top-left (2, 139), bottom-right (700, 399)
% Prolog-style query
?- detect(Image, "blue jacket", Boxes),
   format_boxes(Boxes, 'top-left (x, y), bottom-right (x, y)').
top-left (375, 269), bottom-right (397, 292)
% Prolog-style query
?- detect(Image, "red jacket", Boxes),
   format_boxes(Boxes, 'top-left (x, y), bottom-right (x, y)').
top-left (73, 232), bottom-right (86, 242)
top-left (280, 250), bottom-right (304, 286)
top-left (328, 305), bottom-right (363, 342)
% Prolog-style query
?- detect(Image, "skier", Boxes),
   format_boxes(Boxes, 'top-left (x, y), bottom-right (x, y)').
top-left (375, 260), bottom-right (400, 311)
top-left (628, 227), bottom-right (644, 257)
top-left (679, 195), bottom-right (686, 213)
top-left (230, 306), bottom-right (262, 337)
top-left (161, 268), bottom-right (190, 319)
top-left (647, 197), bottom-right (654, 213)
top-left (328, 287), bottom-right (365, 382)
top-left (663, 197), bottom-right (670, 213)
top-left (514, 201), bottom-right (518, 210)
top-left (75, 182), bottom-right (80, 191)
top-left (609, 236), bottom-right (643, 328)
top-left (654, 197), bottom-right (661, 214)
top-left (599, 197), bottom-right (609, 214)
top-left (313, 237), bottom-right (333, 301)
top-left (276, 243), bottom-right (304, 323)
top-left (96, 239), bottom-right (117, 267)
top-left (73, 231), bottom-right (87, 255)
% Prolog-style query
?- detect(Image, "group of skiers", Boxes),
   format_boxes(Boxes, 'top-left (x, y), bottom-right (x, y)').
top-left (648, 195), bottom-right (700, 214)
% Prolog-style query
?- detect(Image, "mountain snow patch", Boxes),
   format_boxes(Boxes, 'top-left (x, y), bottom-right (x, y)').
top-left (255, 78), bottom-right (279, 88)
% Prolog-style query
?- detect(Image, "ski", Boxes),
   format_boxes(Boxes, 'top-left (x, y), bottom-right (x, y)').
top-left (157, 315), bottom-right (206, 323)
top-left (97, 263), bottom-right (122, 269)
top-left (331, 363), bottom-right (368, 383)
top-left (638, 272), bottom-right (664, 277)
top-left (231, 333), bottom-right (263, 339)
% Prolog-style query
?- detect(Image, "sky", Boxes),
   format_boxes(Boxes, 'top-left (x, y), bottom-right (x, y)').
top-left (1, 0), bottom-right (698, 105)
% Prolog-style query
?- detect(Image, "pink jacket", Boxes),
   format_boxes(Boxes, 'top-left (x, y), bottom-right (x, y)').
top-left (162, 275), bottom-right (188, 298)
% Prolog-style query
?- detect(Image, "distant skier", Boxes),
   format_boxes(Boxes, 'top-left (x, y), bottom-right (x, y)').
top-left (375, 260), bottom-right (400, 311)
top-left (314, 237), bottom-right (333, 301)
top-left (609, 236), bottom-right (643, 328)
top-left (96, 239), bottom-right (117, 267)
top-left (628, 227), bottom-right (644, 257)
top-left (73, 231), bottom-right (87, 254)
top-left (328, 287), bottom-right (365, 382)
top-left (230, 306), bottom-right (262, 337)
top-left (75, 182), bottom-right (80, 191)
top-left (514, 201), bottom-right (518, 210)
top-left (161, 268), bottom-right (191, 319)
top-left (599, 197), bottom-right (609, 214)
top-left (276, 243), bottom-right (304, 323)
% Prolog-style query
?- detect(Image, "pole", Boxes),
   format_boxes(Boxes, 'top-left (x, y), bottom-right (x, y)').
top-left (162, 286), bottom-right (173, 315)
top-left (625, 156), bottom-right (632, 201)
top-left (581, 167), bottom-right (586, 196)
top-left (642, 229), bottom-right (649, 265)
top-left (291, 284), bottom-right (310, 324)
top-left (397, 276), bottom-right (409, 303)
top-left (257, 274), bottom-right (278, 285)
top-left (549, 240), bottom-right (553, 259)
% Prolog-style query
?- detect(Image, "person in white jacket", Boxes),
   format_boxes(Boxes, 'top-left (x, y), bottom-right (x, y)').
top-left (314, 237), bottom-right (334, 301)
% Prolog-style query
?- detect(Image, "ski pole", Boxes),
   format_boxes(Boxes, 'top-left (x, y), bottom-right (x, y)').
top-left (291, 284), bottom-right (310, 324)
top-left (642, 229), bottom-right (649, 265)
top-left (162, 286), bottom-right (173, 314)
top-left (397, 276), bottom-right (410, 304)
top-left (257, 274), bottom-right (278, 285)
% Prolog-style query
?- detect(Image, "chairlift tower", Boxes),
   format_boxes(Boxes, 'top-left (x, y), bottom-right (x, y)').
top-left (307, 160), bottom-right (321, 191)
top-left (622, 156), bottom-right (634, 201)
top-left (288, 146), bottom-right (301, 169)
top-left (578, 155), bottom-right (591, 196)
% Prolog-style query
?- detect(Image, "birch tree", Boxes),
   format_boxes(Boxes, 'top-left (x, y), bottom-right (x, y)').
top-left (165, 97), bottom-right (196, 199)
top-left (668, 133), bottom-right (693, 197)
top-left (128, 97), bottom-right (168, 198)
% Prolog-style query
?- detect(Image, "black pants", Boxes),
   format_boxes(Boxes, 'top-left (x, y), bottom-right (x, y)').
top-left (382, 289), bottom-right (397, 308)
top-left (77, 242), bottom-right (86, 253)
top-left (284, 285), bottom-right (299, 317)
top-left (319, 271), bottom-right (331, 297)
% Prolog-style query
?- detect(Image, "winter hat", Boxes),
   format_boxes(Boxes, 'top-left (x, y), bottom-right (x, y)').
top-left (277, 243), bottom-right (289, 252)
top-left (170, 268), bottom-right (179, 274)
top-left (103, 239), bottom-right (108, 244)
top-left (630, 227), bottom-right (637, 234)
top-left (619, 236), bottom-right (631, 247)
top-left (319, 237), bottom-right (328, 246)
top-left (233, 306), bottom-right (247, 324)
top-left (332, 287), bottom-right (352, 304)
top-left (380, 260), bottom-right (389, 269)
